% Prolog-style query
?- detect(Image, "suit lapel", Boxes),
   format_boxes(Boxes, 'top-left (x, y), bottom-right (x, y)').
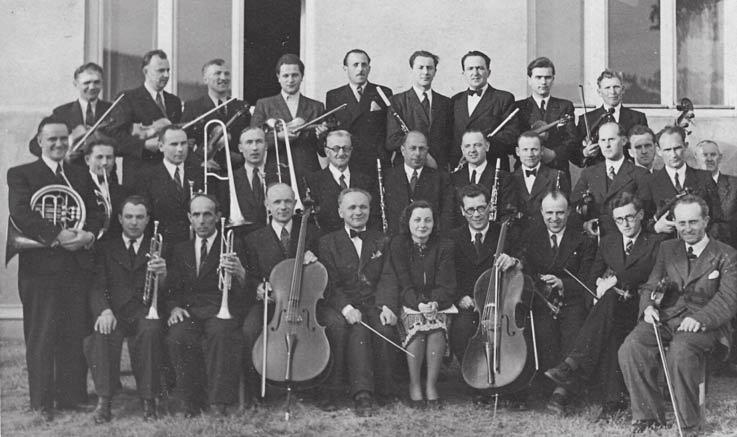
top-left (717, 174), bottom-right (730, 206)
top-left (590, 165), bottom-right (607, 199)
top-left (529, 167), bottom-right (551, 199)
top-left (606, 161), bottom-right (634, 200)
top-left (276, 95), bottom-right (294, 122)
top-left (623, 233), bottom-right (646, 268)
top-left (132, 236), bottom-right (150, 271)
top-left (671, 243), bottom-right (690, 285)
top-left (197, 234), bottom-right (221, 279)
top-left (110, 239), bottom-right (133, 270)
top-left (469, 87), bottom-right (493, 124)
top-left (685, 241), bottom-right (717, 287)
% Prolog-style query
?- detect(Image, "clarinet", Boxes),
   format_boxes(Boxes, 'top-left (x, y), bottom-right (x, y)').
top-left (376, 159), bottom-right (389, 233)
top-left (489, 158), bottom-right (501, 222)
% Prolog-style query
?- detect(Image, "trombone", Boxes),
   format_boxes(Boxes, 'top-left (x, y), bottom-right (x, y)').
top-left (264, 118), bottom-right (304, 212)
top-left (143, 221), bottom-right (163, 320)
top-left (216, 217), bottom-right (234, 320)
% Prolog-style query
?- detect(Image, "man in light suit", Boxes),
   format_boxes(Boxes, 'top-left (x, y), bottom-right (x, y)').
top-left (451, 51), bottom-right (519, 172)
top-left (387, 50), bottom-right (452, 170)
top-left (619, 195), bottom-right (737, 434)
top-left (325, 49), bottom-right (392, 178)
top-left (251, 54), bottom-right (327, 194)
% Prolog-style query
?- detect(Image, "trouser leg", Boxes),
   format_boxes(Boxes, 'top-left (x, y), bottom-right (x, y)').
top-left (84, 324), bottom-right (125, 398)
top-left (449, 308), bottom-right (477, 364)
top-left (364, 307), bottom-right (398, 397)
top-left (618, 321), bottom-right (664, 423)
top-left (166, 318), bottom-right (205, 405)
top-left (667, 331), bottom-right (717, 429)
top-left (242, 303), bottom-right (273, 398)
top-left (130, 317), bottom-right (163, 399)
top-left (203, 317), bottom-right (244, 405)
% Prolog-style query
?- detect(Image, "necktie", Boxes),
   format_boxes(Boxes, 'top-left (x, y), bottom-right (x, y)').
top-left (218, 99), bottom-right (225, 117)
top-left (97, 174), bottom-right (105, 184)
top-left (674, 172), bottom-right (683, 192)
top-left (525, 168), bottom-right (537, 178)
top-left (474, 232), bottom-right (483, 256)
top-left (339, 174), bottom-right (348, 190)
top-left (467, 89), bottom-right (481, 97)
top-left (198, 238), bottom-right (208, 276)
top-left (410, 170), bottom-right (419, 193)
top-left (280, 227), bottom-right (290, 255)
top-left (551, 234), bottom-right (559, 255)
top-left (608, 166), bottom-right (616, 181)
top-left (252, 167), bottom-right (264, 205)
top-left (470, 169), bottom-right (477, 185)
top-left (156, 92), bottom-right (166, 115)
top-left (85, 102), bottom-right (95, 126)
top-left (356, 85), bottom-right (363, 101)
top-left (55, 165), bottom-right (66, 184)
top-left (539, 100), bottom-right (546, 118)
top-left (349, 229), bottom-right (366, 240)
top-left (686, 246), bottom-right (697, 260)
top-left (625, 239), bottom-right (634, 256)
top-left (128, 239), bottom-right (137, 265)
top-left (173, 166), bottom-right (183, 192)
top-left (421, 92), bottom-right (431, 120)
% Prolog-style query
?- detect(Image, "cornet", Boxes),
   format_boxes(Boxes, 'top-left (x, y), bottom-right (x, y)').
top-left (216, 217), bottom-right (234, 320)
top-left (143, 221), bottom-right (163, 320)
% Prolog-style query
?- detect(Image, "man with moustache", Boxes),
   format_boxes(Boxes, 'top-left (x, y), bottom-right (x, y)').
top-left (694, 139), bottom-right (737, 249)
top-left (318, 188), bottom-right (398, 416)
top-left (387, 50), bottom-right (452, 169)
top-left (619, 195), bottom-right (737, 434)
top-left (326, 49), bottom-right (392, 178)
top-left (629, 125), bottom-right (657, 174)
top-left (306, 130), bottom-right (378, 233)
top-left (451, 51), bottom-right (519, 171)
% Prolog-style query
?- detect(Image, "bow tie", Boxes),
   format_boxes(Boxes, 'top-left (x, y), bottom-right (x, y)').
top-left (525, 169), bottom-right (537, 178)
top-left (467, 88), bottom-right (482, 97)
top-left (349, 229), bottom-right (366, 240)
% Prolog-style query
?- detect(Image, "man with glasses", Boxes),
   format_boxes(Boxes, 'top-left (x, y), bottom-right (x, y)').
top-left (545, 193), bottom-right (663, 421)
top-left (306, 130), bottom-right (378, 233)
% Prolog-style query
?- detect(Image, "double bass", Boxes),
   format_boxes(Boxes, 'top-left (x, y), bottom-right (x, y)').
top-left (461, 217), bottom-right (538, 393)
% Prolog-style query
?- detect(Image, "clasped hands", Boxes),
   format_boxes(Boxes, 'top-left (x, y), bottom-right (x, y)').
top-left (56, 228), bottom-right (95, 251)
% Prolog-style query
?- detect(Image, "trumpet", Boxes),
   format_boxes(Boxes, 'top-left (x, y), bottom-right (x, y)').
top-left (376, 159), bottom-right (388, 233)
top-left (265, 118), bottom-right (304, 213)
top-left (143, 220), bottom-right (163, 319)
top-left (216, 217), bottom-right (234, 320)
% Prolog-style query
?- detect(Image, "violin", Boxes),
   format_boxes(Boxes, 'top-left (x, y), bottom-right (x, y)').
top-left (461, 216), bottom-right (535, 393)
top-left (530, 113), bottom-right (574, 143)
top-left (204, 103), bottom-right (251, 154)
top-left (598, 267), bottom-right (634, 301)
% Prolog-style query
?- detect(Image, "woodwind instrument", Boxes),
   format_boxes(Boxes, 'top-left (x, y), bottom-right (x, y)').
top-left (188, 180), bottom-right (195, 240)
top-left (489, 158), bottom-right (501, 222)
top-left (376, 87), bottom-right (409, 134)
top-left (143, 221), bottom-right (163, 319)
top-left (376, 159), bottom-right (389, 233)
top-left (216, 217), bottom-right (234, 320)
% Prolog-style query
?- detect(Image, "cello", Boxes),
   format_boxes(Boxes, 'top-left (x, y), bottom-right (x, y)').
top-left (252, 195), bottom-right (330, 419)
top-left (461, 216), bottom-right (538, 393)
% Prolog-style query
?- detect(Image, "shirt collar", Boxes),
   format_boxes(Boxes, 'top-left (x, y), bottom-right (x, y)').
top-left (208, 92), bottom-right (229, 108)
top-left (281, 90), bottom-right (301, 102)
top-left (522, 162), bottom-right (541, 175)
top-left (713, 171), bottom-right (720, 184)
top-left (686, 235), bottom-right (710, 258)
top-left (548, 227), bottom-right (565, 242)
top-left (469, 223), bottom-right (490, 242)
top-left (41, 155), bottom-right (62, 174)
top-left (244, 162), bottom-right (265, 178)
top-left (605, 156), bottom-right (626, 175)
top-left (195, 231), bottom-right (218, 251)
top-left (413, 85), bottom-right (432, 102)
top-left (345, 224), bottom-right (367, 239)
top-left (532, 95), bottom-right (550, 110)
top-left (603, 103), bottom-right (622, 120)
top-left (664, 164), bottom-right (687, 182)
top-left (271, 219), bottom-right (293, 237)
top-left (144, 81), bottom-right (162, 101)
top-left (89, 169), bottom-right (105, 186)
top-left (404, 163), bottom-right (422, 180)
top-left (328, 164), bottom-right (350, 183)
top-left (162, 159), bottom-right (183, 180)
top-left (470, 83), bottom-right (489, 97)
top-left (122, 234), bottom-right (142, 251)
top-left (468, 159), bottom-right (488, 174)
top-left (78, 97), bottom-right (96, 113)
top-left (623, 230), bottom-right (641, 247)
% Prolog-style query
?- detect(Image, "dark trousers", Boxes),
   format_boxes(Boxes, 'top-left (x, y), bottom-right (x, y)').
top-left (449, 308), bottom-right (477, 364)
top-left (19, 272), bottom-right (89, 410)
top-left (566, 291), bottom-right (638, 402)
top-left (619, 320), bottom-right (718, 428)
top-left (166, 316), bottom-right (244, 405)
top-left (325, 305), bottom-right (397, 398)
top-left (84, 305), bottom-right (162, 399)
top-left (535, 300), bottom-right (587, 375)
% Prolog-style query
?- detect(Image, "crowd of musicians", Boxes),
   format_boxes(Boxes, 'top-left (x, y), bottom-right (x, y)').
top-left (8, 47), bottom-right (737, 436)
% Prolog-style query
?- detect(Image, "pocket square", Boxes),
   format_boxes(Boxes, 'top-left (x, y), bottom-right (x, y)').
top-left (370, 250), bottom-right (383, 260)
top-left (708, 270), bottom-right (720, 279)
top-left (369, 101), bottom-right (382, 111)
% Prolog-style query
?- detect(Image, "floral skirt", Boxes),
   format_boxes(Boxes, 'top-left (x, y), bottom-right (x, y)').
top-left (398, 308), bottom-right (449, 348)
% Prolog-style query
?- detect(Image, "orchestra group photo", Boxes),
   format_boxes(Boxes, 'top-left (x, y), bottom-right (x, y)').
top-left (3, 7), bottom-right (737, 434)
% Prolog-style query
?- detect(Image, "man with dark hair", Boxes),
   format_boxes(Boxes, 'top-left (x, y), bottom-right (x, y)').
top-left (251, 54), bottom-right (327, 193)
top-left (107, 49), bottom-right (183, 186)
top-left (29, 62), bottom-right (112, 159)
top-left (326, 49), bottom-right (393, 178)
top-left (544, 192), bottom-right (664, 421)
top-left (387, 50), bottom-right (452, 169)
top-left (574, 70), bottom-right (648, 167)
top-left (85, 195), bottom-right (165, 423)
top-left (619, 195), bottom-right (737, 434)
top-left (451, 50), bottom-right (519, 171)
top-left (629, 124), bottom-right (657, 173)
top-left (515, 57), bottom-right (576, 181)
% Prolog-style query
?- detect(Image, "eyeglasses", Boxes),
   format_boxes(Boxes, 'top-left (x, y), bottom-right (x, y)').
top-left (463, 205), bottom-right (488, 216)
top-left (325, 146), bottom-right (352, 153)
top-left (613, 213), bottom-right (640, 225)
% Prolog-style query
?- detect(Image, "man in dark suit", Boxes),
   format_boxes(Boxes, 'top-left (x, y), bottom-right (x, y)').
top-left (571, 122), bottom-right (649, 237)
top-left (325, 49), bottom-right (392, 178)
top-left (518, 191), bottom-right (597, 413)
top-left (387, 50), bottom-right (452, 170)
top-left (544, 193), bottom-right (664, 421)
top-left (107, 50), bottom-right (183, 186)
top-left (630, 125), bottom-right (657, 174)
top-left (7, 117), bottom-right (101, 420)
top-left (165, 194), bottom-right (246, 417)
top-left (85, 195), bottom-right (165, 423)
top-left (306, 130), bottom-right (378, 233)
top-left (182, 58), bottom-right (250, 171)
top-left (694, 139), bottom-right (737, 248)
top-left (574, 70), bottom-right (648, 167)
top-left (639, 126), bottom-right (722, 240)
top-left (136, 126), bottom-right (204, 256)
top-left (318, 188), bottom-right (398, 416)
top-left (451, 51), bottom-right (519, 171)
top-left (619, 195), bottom-right (737, 434)
top-left (29, 62), bottom-right (113, 160)
top-left (83, 136), bottom-right (130, 242)
top-left (515, 57), bottom-right (576, 181)
top-left (383, 131), bottom-right (454, 234)
top-left (251, 54), bottom-right (327, 193)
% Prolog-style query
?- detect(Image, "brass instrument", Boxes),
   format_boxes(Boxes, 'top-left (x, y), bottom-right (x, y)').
top-left (265, 118), bottom-right (304, 212)
top-left (554, 170), bottom-right (562, 192)
top-left (203, 119), bottom-right (250, 227)
top-left (216, 217), bottom-right (234, 320)
top-left (6, 181), bottom-right (87, 264)
top-left (94, 170), bottom-right (112, 241)
top-left (489, 158), bottom-right (501, 222)
top-left (143, 220), bottom-right (163, 320)
top-left (376, 159), bottom-right (389, 233)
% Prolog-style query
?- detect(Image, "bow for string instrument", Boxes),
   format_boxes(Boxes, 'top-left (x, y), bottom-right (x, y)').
top-left (251, 193), bottom-right (330, 421)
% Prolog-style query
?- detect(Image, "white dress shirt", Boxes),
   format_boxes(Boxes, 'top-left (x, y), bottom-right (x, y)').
top-left (328, 164), bottom-right (351, 187)
top-left (468, 160), bottom-right (488, 185)
top-left (548, 228), bottom-right (565, 248)
top-left (281, 91), bottom-right (300, 119)
top-left (349, 82), bottom-right (367, 102)
top-left (532, 95), bottom-right (550, 114)
top-left (404, 163), bottom-right (423, 184)
top-left (244, 162), bottom-right (266, 190)
top-left (144, 82), bottom-right (164, 109)
top-left (79, 98), bottom-right (98, 125)
top-left (603, 103), bottom-right (622, 123)
top-left (123, 234), bottom-right (143, 254)
top-left (41, 155), bottom-right (64, 176)
top-left (686, 235), bottom-right (709, 258)
top-left (195, 231), bottom-right (218, 272)
top-left (469, 224), bottom-right (490, 244)
top-left (623, 231), bottom-right (641, 254)
top-left (162, 159), bottom-right (184, 187)
top-left (522, 163), bottom-right (541, 194)
top-left (664, 164), bottom-right (688, 190)
top-left (605, 156), bottom-right (626, 178)
top-left (467, 83), bottom-right (489, 116)
top-left (271, 219), bottom-right (294, 239)
top-left (413, 85), bottom-right (433, 107)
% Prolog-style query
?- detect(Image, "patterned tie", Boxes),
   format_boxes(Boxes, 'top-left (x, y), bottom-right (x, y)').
top-left (128, 238), bottom-right (137, 265)
top-left (280, 227), bottom-right (290, 255)
top-left (551, 234), bottom-right (559, 255)
top-left (356, 85), bottom-right (363, 101)
top-left (470, 169), bottom-right (477, 185)
top-left (422, 92), bottom-right (431, 121)
top-left (686, 246), bottom-right (696, 260)
top-left (608, 166), bottom-right (616, 181)
top-left (85, 102), bottom-right (95, 126)
top-left (539, 99), bottom-right (546, 118)
top-left (474, 232), bottom-right (483, 257)
top-left (173, 166), bottom-right (183, 193)
top-left (198, 238), bottom-right (208, 276)
top-left (675, 172), bottom-right (683, 192)
top-left (410, 170), bottom-right (419, 193)
top-left (625, 239), bottom-right (634, 256)
top-left (252, 167), bottom-right (264, 206)
top-left (155, 92), bottom-right (166, 116)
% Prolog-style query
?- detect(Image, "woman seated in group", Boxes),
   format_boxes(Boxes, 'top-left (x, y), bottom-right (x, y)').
top-left (379, 201), bottom-right (457, 407)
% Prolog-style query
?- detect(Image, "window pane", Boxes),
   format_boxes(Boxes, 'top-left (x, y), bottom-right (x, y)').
top-left (676, 0), bottom-right (724, 106)
top-left (534, 0), bottom-right (584, 104)
top-left (102, 0), bottom-right (156, 97)
top-left (176, 0), bottom-right (232, 101)
top-left (608, 0), bottom-right (661, 104)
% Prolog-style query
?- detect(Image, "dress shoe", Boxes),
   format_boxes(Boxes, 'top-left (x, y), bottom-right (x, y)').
top-left (630, 419), bottom-right (662, 434)
top-left (92, 397), bottom-right (112, 424)
top-left (353, 392), bottom-right (373, 417)
top-left (426, 399), bottom-right (444, 410)
top-left (317, 393), bottom-right (339, 412)
top-left (142, 399), bottom-right (157, 421)
top-left (546, 392), bottom-right (567, 416)
top-left (406, 399), bottom-right (425, 410)
top-left (594, 401), bottom-right (627, 422)
top-left (211, 403), bottom-right (227, 417)
top-left (544, 362), bottom-right (579, 392)
top-left (183, 401), bottom-right (201, 418)
top-left (375, 393), bottom-right (400, 407)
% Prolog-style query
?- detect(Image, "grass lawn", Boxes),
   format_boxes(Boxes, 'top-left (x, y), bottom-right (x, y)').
top-left (2, 337), bottom-right (737, 436)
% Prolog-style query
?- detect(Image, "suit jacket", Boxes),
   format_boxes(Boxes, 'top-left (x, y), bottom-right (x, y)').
top-left (221, 165), bottom-right (278, 233)
top-left (7, 159), bottom-right (101, 273)
top-left (450, 162), bottom-right (519, 225)
top-left (29, 99), bottom-right (113, 157)
top-left (305, 167), bottom-right (379, 234)
top-left (514, 96), bottom-right (576, 175)
top-left (166, 233), bottom-right (247, 320)
top-left (638, 238), bottom-right (737, 349)
top-left (387, 89), bottom-right (453, 168)
top-left (518, 225), bottom-right (597, 306)
top-left (326, 83), bottom-right (392, 175)
top-left (510, 164), bottom-right (571, 230)
top-left (449, 224), bottom-right (501, 301)
top-left (250, 93), bottom-right (325, 191)
top-left (107, 86), bottom-right (182, 184)
top-left (451, 86), bottom-right (519, 171)
top-left (572, 105), bottom-right (648, 167)
top-left (319, 228), bottom-right (389, 311)
top-left (383, 166), bottom-right (454, 235)
top-left (715, 173), bottom-right (737, 248)
top-left (181, 95), bottom-right (251, 162)
top-left (377, 235), bottom-right (457, 313)
top-left (571, 159), bottom-right (649, 235)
